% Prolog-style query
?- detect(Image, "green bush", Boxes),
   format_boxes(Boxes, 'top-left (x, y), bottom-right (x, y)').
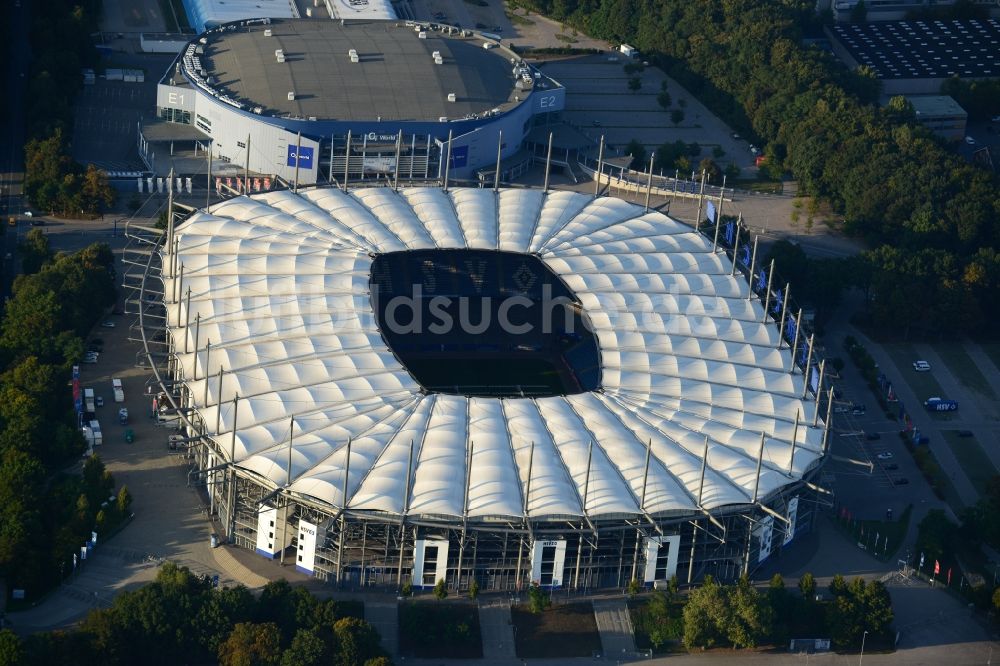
top-left (527, 582), bottom-right (551, 614)
top-left (432, 579), bottom-right (448, 600)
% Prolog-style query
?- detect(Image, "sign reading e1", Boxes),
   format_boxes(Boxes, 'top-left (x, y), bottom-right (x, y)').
top-left (287, 144), bottom-right (314, 169)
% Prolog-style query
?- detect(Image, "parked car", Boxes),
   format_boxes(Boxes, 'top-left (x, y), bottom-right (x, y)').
top-left (876, 452), bottom-right (894, 460)
top-left (893, 477), bottom-right (910, 486)
top-left (912, 360), bottom-right (931, 372)
top-left (884, 463), bottom-right (899, 470)
top-left (100, 321), bottom-right (116, 328)
top-left (852, 405), bottom-right (866, 416)
top-left (866, 432), bottom-right (881, 441)
top-left (965, 136), bottom-right (976, 145)
top-left (95, 396), bottom-right (104, 408)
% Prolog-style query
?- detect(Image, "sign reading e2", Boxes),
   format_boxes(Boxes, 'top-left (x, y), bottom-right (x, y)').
top-left (537, 95), bottom-right (557, 109)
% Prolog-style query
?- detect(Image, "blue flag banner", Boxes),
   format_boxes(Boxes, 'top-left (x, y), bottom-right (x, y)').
top-left (740, 244), bottom-right (752, 267)
top-left (785, 316), bottom-right (796, 343)
top-left (706, 200), bottom-right (716, 223)
top-left (809, 366), bottom-right (820, 394)
top-left (756, 269), bottom-right (767, 291)
top-left (798, 341), bottom-right (808, 365)
top-left (724, 220), bottom-right (735, 245)
top-left (772, 289), bottom-right (783, 314)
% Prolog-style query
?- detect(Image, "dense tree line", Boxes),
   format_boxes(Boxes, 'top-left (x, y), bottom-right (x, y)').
top-left (0, 565), bottom-right (390, 666)
top-left (22, 0), bottom-right (115, 217)
top-left (635, 572), bottom-right (893, 651)
top-left (520, 0), bottom-right (1000, 337)
top-left (0, 241), bottom-right (119, 597)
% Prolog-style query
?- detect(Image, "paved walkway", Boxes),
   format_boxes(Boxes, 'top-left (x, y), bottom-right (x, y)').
top-left (592, 598), bottom-right (636, 657)
top-left (365, 602), bottom-right (399, 658)
top-left (480, 599), bottom-right (517, 659)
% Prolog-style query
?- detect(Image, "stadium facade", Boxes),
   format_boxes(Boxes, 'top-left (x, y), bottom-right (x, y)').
top-left (154, 19), bottom-right (565, 186)
top-left (126, 185), bottom-right (832, 591)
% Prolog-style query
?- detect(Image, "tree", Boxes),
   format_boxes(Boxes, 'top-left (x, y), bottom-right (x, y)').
top-left (0, 629), bottom-right (23, 666)
top-left (638, 589), bottom-right (683, 649)
top-left (363, 658), bottom-right (392, 666)
top-left (432, 578), bottom-right (448, 600)
top-left (798, 572), bottom-right (816, 600)
top-left (698, 157), bottom-right (721, 183)
top-left (527, 582), bottom-right (550, 614)
top-left (280, 628), bottom-right (329, 666)
top-left (624, 139), bottom-right (646, 170)
top-left (116, 486), bottom-right (133, 515)
top-left (628, 76), bottom-right (641, 92)
top-left (79, 164), bottom-right (116, 215)
top-left (332, 617), bottom-right (382, 666)
top-left (23, 130), bottom-right (75, 213)
top-left (657, 90), bottom-right (672, 109)
top-left (468, 578), bottom-right (480, 600)
top-left (218, 622), bottom-right (281, 666)
top-left (19, 229), bottom-right (51, 275)
top-left (914, 510), bottom-right (957, 568)
top-left (400, 581), bottom-right (412, 597)
top-left (682, 575), bottom-right (726, 649)
top-left (725, 576), bottom-right (773, 649)
top-left (828, 574), bottom-right (848, 597)
top-left (850, 0), bottom-right (868, 22)
top-left (627, 578), bottom-right (641, 598)
top-left (670, 109), bottom-right (685, 125)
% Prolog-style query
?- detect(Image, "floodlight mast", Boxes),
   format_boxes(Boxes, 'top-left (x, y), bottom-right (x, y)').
top-left (593, 135), bottom-right (605, 198)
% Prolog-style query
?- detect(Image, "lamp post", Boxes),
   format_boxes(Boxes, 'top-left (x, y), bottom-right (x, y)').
top-left (859, 630), bottom-right (868, 664)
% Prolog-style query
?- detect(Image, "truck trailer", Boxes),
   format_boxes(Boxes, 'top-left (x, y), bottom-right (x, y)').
top-left (112, 378), bottom-right (125, 403)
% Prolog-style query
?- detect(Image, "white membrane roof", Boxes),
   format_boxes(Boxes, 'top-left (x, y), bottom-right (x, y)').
top-left (166, 187), bottom-right (824, 521)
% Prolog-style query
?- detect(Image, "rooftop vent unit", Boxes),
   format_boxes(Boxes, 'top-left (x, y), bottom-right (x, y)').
top-left (431, 50), bottom-right (441, 59)
top-left (349, 48), bottom-right (358, 57)
top-left (275, 48), bottom-right (285, 63)
top-left (350, 54), bottom-right (360, 63)
top-left (264, 28), bottom-right (272, 37)
top-left (439, 116), bottom-right (448, 122)
top-left (434, 56), bottom-right (443, 65)
top-left (447, 93), bottom-right (456, 102)
top-left (252, 106), bottom-right (263, 114)
top-left (418, 31), bottom-right (427, 39)
top-left (287, 91), bottom-right (295, 101)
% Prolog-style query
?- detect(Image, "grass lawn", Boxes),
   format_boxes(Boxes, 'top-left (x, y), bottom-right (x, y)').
top-left (936, 346), bottom-right (997, 400)
top-left (834, 505), bottom-right (912, 561)
top-left (512, 602), bottom-right (602, 658)
top-left (735, 178), bottom-right (784, 194)
top-left (398, 601), bottom-right (483, 659)
top-left (882, 343), bottom-right (954, 421)
top-left (942, 430), bottom-right (997, 497)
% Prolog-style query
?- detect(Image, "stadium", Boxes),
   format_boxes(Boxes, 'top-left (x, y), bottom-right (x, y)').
top-left (126, 184), bottom-right (831, 591)
top-left (151, 18), bottom-right (565, 186)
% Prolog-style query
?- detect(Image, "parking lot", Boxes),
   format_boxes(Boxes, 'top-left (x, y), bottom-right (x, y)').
top-left (538, 56), bottom-right (759, 172)
top-left (72, 54), bottom-right (171, 173)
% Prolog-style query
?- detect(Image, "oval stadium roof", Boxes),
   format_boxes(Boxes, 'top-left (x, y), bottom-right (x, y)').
top-left (164, 187), bottom-right (824, 521)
